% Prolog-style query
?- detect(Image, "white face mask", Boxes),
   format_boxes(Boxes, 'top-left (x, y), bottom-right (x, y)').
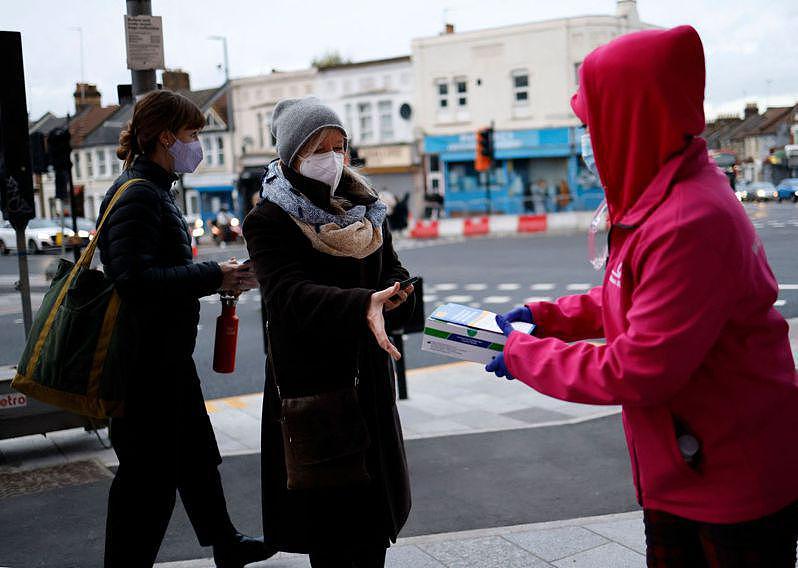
top-left (299, 151), bottom-right (344, 194)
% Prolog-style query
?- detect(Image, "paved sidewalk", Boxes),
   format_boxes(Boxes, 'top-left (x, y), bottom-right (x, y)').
top-left (0, 360), bottom-right (619, 469)
top-left (154, 511), bottom-right (650, 568)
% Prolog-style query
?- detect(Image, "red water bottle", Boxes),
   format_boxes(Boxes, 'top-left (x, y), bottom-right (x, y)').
top-left (213, 293), bottom-right (239, 373)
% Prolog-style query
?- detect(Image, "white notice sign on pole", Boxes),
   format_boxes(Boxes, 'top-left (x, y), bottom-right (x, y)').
top-left (124, 15), bottom-right (165, 71)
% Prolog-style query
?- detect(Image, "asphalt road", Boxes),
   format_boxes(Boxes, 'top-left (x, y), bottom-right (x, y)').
top-left (0, 201), bottom-right (796, 401)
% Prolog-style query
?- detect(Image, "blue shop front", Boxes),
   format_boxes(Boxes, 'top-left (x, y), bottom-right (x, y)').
top-left (424, 127), bottom-right (603, 217)
top-left (182, 172), bottom-right (241, 224)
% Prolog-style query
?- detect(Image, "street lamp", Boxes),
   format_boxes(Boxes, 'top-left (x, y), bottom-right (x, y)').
top-left (208, 35), bottom-right (229, 82)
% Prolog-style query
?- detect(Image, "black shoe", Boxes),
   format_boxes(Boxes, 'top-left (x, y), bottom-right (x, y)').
top-left (213, 532), bottom-right (277, 568)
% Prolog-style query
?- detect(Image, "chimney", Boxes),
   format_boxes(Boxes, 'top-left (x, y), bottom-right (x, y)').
top-left (616, 0), bottom-right (639, 24)
top-left (162, 69), bottom-right (191, 92)
top-left (117, 84), bottom-right (134, 106)
top-left (744, 102), bottom-right (759, 119)
top-left (74, 83), bottom-right (101, 112)
top-left (443, 23), bottom-right (455, 35)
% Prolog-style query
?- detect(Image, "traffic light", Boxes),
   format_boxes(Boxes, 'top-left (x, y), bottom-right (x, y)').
top-left (475, 127), bottom-right (494, 172)
top-left (47, 127), bottom-right (72, 170)
top-left (47, 128), bottom-right (72, 200)
top-left (29, 132), bottom-right (49, 174)
top-left (479, 127), bottom-right (494, 159)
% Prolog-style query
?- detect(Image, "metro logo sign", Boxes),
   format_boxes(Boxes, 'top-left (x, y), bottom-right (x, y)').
top-left (0, 392), bottom-right (27, 409)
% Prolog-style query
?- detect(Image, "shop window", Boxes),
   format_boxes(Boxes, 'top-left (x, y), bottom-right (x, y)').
top-left (73, 152), bottom-right (81, 180)
top-left (436, 79), bottom-right (449, 109)
top-left (378, 100), bottom-right (393, 141)
top-left (203, 136), bottom-right (225, 167)
top-left (216, 136), bottom-right (225, 166)
top-left (97, 149), bottom-right (107, 177)
top-left (345, 103), bottom-right (354, 138)
top-left (85, 195), bottom-right (96, 220)
top-left (429, 154), bottom-right (440, 172)
top-left (188, 193), bottom-right (199, 216)
top-left (267, 112), bottom-right (276, 146)
top-left (202, 138), bottom-right (212, 165)
top-left (455, 77), bottom-right (468, 107)
top-left (358, 102), bottom-right (373, 142)
top-left (512, 70), bottom-right (529, 106)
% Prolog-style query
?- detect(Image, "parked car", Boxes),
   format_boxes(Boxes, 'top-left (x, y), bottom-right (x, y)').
top-left (59, 217), bottom-right (97, 246)
top-left (776, 178), bottom-right (798, 202)
top-left (0, 218), bottom-right (76, 254)
top-left (747, 182), bottom-right (778, 202)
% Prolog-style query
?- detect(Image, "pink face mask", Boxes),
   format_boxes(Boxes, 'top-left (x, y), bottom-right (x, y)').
top-left (168, 137), bottom-right (203, 173)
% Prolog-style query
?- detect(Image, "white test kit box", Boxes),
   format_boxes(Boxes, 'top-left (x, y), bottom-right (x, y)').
top-left (422, 303), bottom-right (536, 364)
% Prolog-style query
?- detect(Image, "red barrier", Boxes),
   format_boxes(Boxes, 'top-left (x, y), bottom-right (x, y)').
top-left (518, 214), bottom-right (547, 233)
top-left (464, 216), bottom-right (490, 236)
top-left (409, 220), bottom-right (440, 239)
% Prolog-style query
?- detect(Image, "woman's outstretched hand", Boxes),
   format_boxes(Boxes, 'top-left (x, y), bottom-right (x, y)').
top-left (384, 283), bottom-right (414, 312)
top-left (368, 283), bottom-right (402, 361)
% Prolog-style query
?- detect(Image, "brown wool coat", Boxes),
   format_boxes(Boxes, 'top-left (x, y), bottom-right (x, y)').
top-left (243, 199), bottom-right (413, 553)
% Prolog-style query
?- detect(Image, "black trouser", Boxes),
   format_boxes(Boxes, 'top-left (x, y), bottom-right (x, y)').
top-left (644, 501), bottom-right (798, 567)
top-left (104, 359), bottom-right (235, 567)
top-left (309, 542), bottom-right (387, 568)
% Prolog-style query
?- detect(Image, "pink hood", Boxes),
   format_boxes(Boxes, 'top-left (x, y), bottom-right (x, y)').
top-left (571, 25), bottom-right (705, 226)
top-left (505, 27), bottom-right (798, 523)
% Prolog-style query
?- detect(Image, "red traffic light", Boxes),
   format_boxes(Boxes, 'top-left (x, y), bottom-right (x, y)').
top-left (474, 127), bottom-right (494, 172)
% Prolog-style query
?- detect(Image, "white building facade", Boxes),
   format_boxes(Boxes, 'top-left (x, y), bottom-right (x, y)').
top-left (230, 69), bottom-right (317, 209)
top-left (316, 57), bottom-right (422, 202)
top-left (413, 0), bottom-right (650, 215)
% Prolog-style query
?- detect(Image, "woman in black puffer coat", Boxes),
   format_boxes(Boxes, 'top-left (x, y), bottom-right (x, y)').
top-left (98, 90), bottom-right (270, 568)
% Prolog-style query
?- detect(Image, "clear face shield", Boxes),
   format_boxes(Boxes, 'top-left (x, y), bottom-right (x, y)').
top-left (582, 133), bottom-right (609, 271)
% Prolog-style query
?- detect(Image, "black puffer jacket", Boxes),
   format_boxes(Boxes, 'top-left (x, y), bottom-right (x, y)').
top-left (98, 156), bottom-right (222, 358)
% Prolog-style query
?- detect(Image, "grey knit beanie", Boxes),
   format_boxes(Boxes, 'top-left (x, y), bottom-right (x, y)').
top-left (270, 96), bottom-right (347, 167)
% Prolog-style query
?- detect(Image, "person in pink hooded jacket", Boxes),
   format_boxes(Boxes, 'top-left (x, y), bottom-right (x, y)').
top-left (486, 25), bottom-right (798, 566)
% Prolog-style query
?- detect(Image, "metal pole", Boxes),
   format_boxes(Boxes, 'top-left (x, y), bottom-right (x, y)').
top-left (59, 199), bottom-right (66, 257)
top-left (14, 230), bottom-right (33, 336)
top-left (391, 332), bottom-right (409, 400)
top-left (69, 27), bottom-right (85, 84)
top-left (222, 37), bottom-right (229, 82)
top-left (126, 0), bottom-right (157, 97)
top-left (65, 114), bottom-right (80, 262)
top-left (208, 36), bottom-right (230, 83)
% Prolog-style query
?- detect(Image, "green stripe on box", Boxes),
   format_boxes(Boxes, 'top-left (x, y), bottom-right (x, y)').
top-left (424, 327), bottom-right (451, 339)
top-left (489, 343), bottom-right (504, 351)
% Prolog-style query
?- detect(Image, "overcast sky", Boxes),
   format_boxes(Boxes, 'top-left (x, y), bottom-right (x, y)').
top-left (7, 0), bottom-right (798, 121)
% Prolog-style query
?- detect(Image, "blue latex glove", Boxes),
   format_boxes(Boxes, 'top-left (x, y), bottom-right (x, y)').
top-left (486, 353), bottom-right (514, 380)
top-left (495, 306), bottom-right (533, 337)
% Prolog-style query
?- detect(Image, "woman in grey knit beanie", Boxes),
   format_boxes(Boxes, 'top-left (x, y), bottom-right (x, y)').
top-left (243, 96), bottom-right (415, 567)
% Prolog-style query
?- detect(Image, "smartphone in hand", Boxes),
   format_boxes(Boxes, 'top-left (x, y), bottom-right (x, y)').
top-left (390, 276), bottom-right (419, 302)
